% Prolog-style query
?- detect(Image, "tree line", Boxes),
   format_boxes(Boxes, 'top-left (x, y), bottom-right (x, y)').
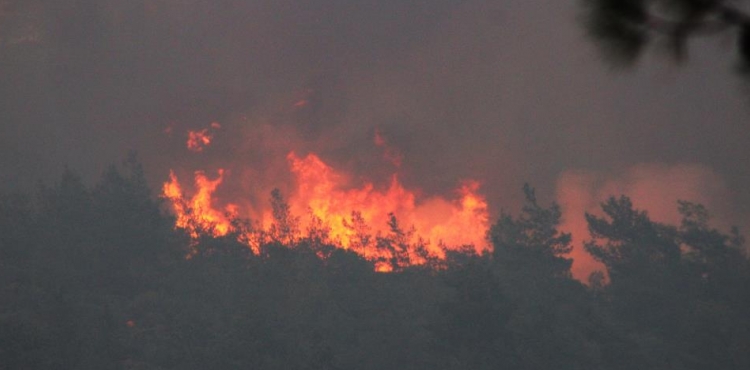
top-left (582, 0), bottom-right (750, 72)
top-left (1, 160), bottom-right (748, 369)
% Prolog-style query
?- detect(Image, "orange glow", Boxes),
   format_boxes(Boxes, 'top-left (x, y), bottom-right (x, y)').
top-left (373, 129), bottom-right (403, 168)
top-left (162, 150), bottom-right (490, 270)
top-left (162, 169), bottom-right (234, 239)
top-left (187, 129), bottom-right (212, 152)
top-left (186, 122), bottom-right (221, 152)
top-left (555, 164), bottom-right (734, 283)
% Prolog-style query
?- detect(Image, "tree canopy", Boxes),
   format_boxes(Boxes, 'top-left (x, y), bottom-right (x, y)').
top-left (582, 0), bottom-right (750, 71)
top-left (1, 162), bottom-right (748, 369)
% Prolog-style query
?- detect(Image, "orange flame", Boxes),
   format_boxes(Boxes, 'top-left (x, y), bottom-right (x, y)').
top-left (186, 130), bottom-right (212, 152)
top-left (285, 152), bottom-right (488, 255)
top-left (162, 169), bottom-right (235, 238)
top-left (186, 122), bottom-right (221, 152)
top-left (162, 150), bottom-right (490, 269)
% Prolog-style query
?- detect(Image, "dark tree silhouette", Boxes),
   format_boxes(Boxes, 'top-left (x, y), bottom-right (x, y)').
top-left (585, 196), bottom-right (750, 369)
top-left (491, 184), bottom-right (573, 279)
top-left (2, 160), bottom-right (749, 369)
top-left (268, 188), bottom-right (300, 246)
top-left (582, 0), bottom-right (750, 70)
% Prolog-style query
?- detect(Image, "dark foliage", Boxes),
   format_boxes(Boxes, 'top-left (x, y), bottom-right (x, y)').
top-left (585, 195), bottom-right (750, 369)
top-left (581, 0), bottom-right (750, 71)
top-left (1, 164), bottom-right (748, 369)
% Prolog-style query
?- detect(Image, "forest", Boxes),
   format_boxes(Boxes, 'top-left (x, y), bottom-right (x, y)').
top-left (1, 160), bottom-right (749, 370)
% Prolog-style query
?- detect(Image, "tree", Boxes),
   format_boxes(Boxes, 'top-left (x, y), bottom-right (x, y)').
top-left (585, 196), bottom-right (681, 279)
top-left (343, 211), bottom-right (373, 255)
top-left (490, 184), bottom-right (573, 279)
top-left (581, 0), bottom-right (750, 70)
top-left (488, 185), bottom-right (602, 370)
top-left (674, 201), bottom-right (750, 369)
top-left (584, 196), bottom-right (750, 369)
top-left (375, 213), bottom-right (417, 271)
top-left (267, 189), bottom-right (300, 246)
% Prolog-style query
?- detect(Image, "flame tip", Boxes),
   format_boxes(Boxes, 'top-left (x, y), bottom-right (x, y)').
top-left (164, 149), bottom-right (489, 270)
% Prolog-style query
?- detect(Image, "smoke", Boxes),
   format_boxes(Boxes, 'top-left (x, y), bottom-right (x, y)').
top-left (556, 163), bottom-right (739, 281)
top-left (1, 0), bottom-right (749, 273)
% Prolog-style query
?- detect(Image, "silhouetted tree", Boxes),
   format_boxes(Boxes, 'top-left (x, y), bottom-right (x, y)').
top-left (488, 185), bottom-right (603, 370)
top-left (3, 161), bottom-right (750, 369)
top-left (268, 188), bottom-right (300, 246)
top-left (375, 213), bottom-right (415, 271)
top-left (343, 210), bottom-right (374, 254)
top-left (582, 0), bottom-right (750, 71)
top-left (585, 196), bottom-right (750, 369)
top-left (491, 184), bottom-right (573, 279)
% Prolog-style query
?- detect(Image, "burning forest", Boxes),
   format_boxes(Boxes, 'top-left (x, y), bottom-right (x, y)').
top-left (162, 124), bottom-right (490, 271)
top-left (2, 0), bottom-right (750, 369)
top-left (2, 160), bottom-right (749, 369)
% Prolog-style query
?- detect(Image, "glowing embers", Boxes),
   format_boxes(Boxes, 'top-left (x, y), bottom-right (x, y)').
top-left (162, 152), bottom-right (490, 270)
top-left (186, 122), bottom-right (221, 152)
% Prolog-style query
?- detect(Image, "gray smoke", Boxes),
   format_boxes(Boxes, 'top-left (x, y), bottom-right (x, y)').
top-left (1, 0), bottom-right (748, 229)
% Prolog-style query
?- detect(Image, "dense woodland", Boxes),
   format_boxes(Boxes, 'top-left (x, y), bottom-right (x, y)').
top-left (1, 160), bottom-right (749, 370)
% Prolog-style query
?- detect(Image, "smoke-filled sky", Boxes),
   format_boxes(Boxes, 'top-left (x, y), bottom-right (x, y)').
top-left (2, 0), bottom-right (749, 275)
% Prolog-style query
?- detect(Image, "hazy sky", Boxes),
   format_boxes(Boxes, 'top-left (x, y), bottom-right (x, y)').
top-left (2, 0), bottom-right (749, 248)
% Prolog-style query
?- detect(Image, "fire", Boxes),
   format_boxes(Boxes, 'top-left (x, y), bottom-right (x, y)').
top-left (186, 122), bottom-right (221, 152)
top-left (163, 147), bottom-right (490, 270)
top-left (285, 152), bottom-right (488, 257)
top-left (162, 169), bottom-right (235, 238)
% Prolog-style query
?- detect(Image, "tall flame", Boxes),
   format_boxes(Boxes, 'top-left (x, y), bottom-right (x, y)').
top-left (162, 169), bottom-right (235, 238)
top-left (163, 150), bottom-right (490, 269)
top-left (285, 152), bottom-right (488, 257)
